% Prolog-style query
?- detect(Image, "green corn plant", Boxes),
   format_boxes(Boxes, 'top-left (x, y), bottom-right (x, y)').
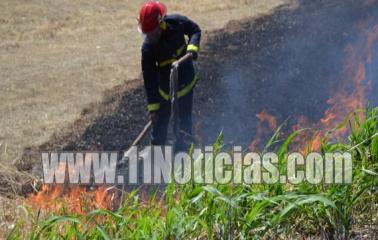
top-left (9, 108), bottom-right (378, 239)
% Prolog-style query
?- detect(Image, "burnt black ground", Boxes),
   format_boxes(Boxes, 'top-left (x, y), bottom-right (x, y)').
top-left (195, 0), bottom-right (378, 147)
top-left (8, 1), bottom-right (378, 237)
top-left (18, 0), bottom-right (378, 170)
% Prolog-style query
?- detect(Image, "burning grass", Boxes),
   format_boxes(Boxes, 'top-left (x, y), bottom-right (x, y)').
top-left (6, 107), bottom-right (378, 239)
top-left (2, 0), bottom-right (378, 238)
top-left (0, 0), bottom-right (287, 171)
top-left (26, 185), bottom-right (119, 215)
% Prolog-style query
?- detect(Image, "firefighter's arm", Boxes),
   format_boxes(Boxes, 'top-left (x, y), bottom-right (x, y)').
top-left (141, 45), bottom-right (160, 112)
top-left (176, 15), bottom-right (201, 59)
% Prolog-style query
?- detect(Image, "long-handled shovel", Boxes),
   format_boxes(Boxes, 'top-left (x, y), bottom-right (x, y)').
top-left (170, 53), bottom-right (193, 152)
top-left (114, 53), bottom-right (193, 206)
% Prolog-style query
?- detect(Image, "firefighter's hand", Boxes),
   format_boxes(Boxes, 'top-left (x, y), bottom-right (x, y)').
top-left (188, 51), bottom-right (198, 60)
top-left (149, 111), bottom-right (159, 124)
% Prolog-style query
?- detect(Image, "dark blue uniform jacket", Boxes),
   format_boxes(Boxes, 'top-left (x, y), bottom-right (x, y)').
top-left (141, 14), bottom-right (201, 112)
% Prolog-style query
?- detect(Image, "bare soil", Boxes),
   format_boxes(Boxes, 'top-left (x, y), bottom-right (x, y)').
top-left (1, 0), bottom-right (378, 238)
top-left (15, 0), bottom-right (378, 181)
top-left (0, 0), bottom-right (286, 166)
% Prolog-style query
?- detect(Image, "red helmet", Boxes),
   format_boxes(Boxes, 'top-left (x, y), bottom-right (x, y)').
top-left (139, 1), bottom-right (167, 33)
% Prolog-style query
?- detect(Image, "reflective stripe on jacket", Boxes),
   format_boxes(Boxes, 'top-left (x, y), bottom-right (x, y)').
top-left (141, 14), bottom-right (201, 112)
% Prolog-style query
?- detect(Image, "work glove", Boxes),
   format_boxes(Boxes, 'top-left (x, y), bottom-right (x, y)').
top-left (149, 111), bottom-right (159, 124)
top-left (188, 51), bottom-right (198, 60)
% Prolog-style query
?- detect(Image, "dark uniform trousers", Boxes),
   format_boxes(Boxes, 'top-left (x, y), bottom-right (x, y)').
top-left (141, 14), bottom-right (201, 151)
top-left (151, 90), bottom-right (193, 151)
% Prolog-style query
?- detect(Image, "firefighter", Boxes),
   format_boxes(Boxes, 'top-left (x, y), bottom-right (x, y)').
top-left (138, 1), bottom-right (201, 151)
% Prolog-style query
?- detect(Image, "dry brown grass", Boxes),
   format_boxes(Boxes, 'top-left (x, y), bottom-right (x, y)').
top-left (0, 0), bottom-right (295, 237)
top-left (0, 0), bottom-right (288, 167)
top-left (0, 0), bottom-right (288, 171)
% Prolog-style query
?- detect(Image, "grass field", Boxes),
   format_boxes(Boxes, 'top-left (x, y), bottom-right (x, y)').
top-left (0, 0), bottom-right (291, 237)
top-left (2, 1), bottom-right (378, 238)
top-left (0, 0), bottom-right (288, 168)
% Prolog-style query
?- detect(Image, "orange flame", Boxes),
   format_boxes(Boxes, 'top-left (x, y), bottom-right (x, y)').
top-left (249, 109), bottom-right (277, 151)
top-left (26, 185), bottom-right (117, 214)
top-left (28, 2), bottom-right (378, 213)
top-left (251, 16), bottom-right (378, 152)
top-left (302, 21), bottom-right (378, 149)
